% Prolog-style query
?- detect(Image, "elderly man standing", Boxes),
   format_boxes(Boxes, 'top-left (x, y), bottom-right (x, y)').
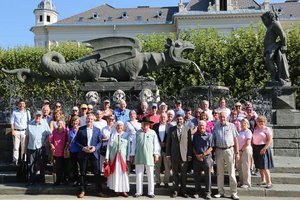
top-left (114, 100), bottom-right (130, 123)
top-left (130, 116), bottom-right (160, 198)
top-left (192, 120), bottom-right (213, 200)
top-left (10, 99), bottom-right (31, 165)
top-left (166, 114), bottom-right (192, 198)
top-left (25, 111), bottom-right (51, 185)
top-left (213, 112), bottom-right (240, 200)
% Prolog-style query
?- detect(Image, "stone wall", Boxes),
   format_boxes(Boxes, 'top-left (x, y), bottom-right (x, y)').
top-left (272, 109), bottom-right (300, 157)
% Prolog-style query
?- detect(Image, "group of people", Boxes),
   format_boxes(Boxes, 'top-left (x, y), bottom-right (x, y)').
top-left (10, 97), bottom-right (274, 199)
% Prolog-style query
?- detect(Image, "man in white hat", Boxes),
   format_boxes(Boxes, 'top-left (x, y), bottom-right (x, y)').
top-left (25, 110), bottom-right (51, 185)
top-left (130, 116), bottom-right (160, 198)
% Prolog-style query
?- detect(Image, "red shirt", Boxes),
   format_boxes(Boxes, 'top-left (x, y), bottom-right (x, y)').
top-left (49, 128), bottom-right (69, 157)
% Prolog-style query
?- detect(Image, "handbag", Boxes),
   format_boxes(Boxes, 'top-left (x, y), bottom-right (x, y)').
top-left (100, 144), bottom-right (107, 156)
top-left (64, 148), bottom-right (70, 158)
top-left (16, 154), bottom-right (28, 182)
top-left (103, 162), bottom-right (110, 178)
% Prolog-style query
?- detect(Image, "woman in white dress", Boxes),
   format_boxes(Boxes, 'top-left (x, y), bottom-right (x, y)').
top-left (105, 121), bottom-right (130, 197)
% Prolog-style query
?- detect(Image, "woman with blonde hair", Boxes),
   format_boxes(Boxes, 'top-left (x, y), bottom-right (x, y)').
top-left (252, 116), bottom-right (274, 189)
top-left (237, 119), bottom-right (252, 188)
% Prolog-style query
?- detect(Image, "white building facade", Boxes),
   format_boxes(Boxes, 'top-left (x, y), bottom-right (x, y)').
top-left (31, 0), bottom-right (300, 48)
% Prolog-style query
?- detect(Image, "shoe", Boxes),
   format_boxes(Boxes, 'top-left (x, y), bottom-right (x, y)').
top-left (148, 194), bottom-right (155, 198)
top-left (164, 183), bottom-right (169, 188)
top-left (266, 184), bottom-right (273, 189)
top-left (193, 194), bottom-right (200, 199)
top-left (240, 185), bottom-right (249, 189)
top-left (182, 193), bottom-right (189, 198)
top-left (97, 192), bottom-right (107, 197)
top-left (123, 192), bottom-right (129, 197)
top-left (54, 182), bottom-right (60, 186)
top-left (155, 183), bottom-right (161, 188)
top-left (259, 182), bottom-right (267, 186)
top-left (231, 193), bottom-right (240, 200)
top-left (171, 191), bottom-right (178, 198)
top-left (214, 193), bottom-right (225, 198)
top-left (78, 191), bottom-right (85, 198)
top-left (134, 194), bottom-right (142, 198)
top-left (26, 182), bottom-right (34, 186)
top-left (205, 194), bottom-right (212, 200)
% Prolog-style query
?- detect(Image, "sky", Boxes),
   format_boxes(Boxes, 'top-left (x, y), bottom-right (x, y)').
top-left (0, 0), bottom-right (285, 49)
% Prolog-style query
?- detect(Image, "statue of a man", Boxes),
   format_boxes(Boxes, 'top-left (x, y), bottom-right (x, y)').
top-left (261, 11), bottom-right (290, 86)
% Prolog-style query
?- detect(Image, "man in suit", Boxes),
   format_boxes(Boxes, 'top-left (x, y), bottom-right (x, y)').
top-left (166, 114), bottom-right (192, 198)
top-left (153, 113), bottom-right (171, 188)
top-left (75, 113), bottom-right (106, 198)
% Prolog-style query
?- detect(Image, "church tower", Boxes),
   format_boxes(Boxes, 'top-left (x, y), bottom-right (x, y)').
top-left (34, 0), bottom-right (59, 26)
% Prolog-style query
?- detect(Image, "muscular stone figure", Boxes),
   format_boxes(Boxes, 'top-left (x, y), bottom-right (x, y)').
top-left (261, 11), bottom-right (290, 86)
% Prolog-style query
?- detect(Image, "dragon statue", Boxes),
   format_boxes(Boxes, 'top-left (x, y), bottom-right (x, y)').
top-left (2, 37), bottom-right (194, 83)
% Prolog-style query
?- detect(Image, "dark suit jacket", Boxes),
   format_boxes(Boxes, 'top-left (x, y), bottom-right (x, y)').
top-left (75, 125), bottom-right (102, 160)
top-left (153, 123), bottom-right (168, 152)
top-left (166, 124), bottom-right (192, 164)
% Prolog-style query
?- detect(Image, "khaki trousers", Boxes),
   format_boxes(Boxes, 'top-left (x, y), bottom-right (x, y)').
top-left (154, 151), bottom-right (171, 184)
top-left (215, 148), bottom-right (238, 195)
top-left (13, 130), bottom-right (26, 163)
top-left (237, 146), bottom-right (252, 186)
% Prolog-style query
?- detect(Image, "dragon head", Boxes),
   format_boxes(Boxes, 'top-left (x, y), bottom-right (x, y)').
top-left (165, 38), bottom-right (195, 66)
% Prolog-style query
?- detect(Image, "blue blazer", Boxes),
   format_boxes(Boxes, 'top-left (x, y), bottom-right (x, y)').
top-left (75, 125), bottom-right (102, 160)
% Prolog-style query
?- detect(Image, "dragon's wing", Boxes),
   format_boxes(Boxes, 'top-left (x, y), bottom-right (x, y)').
top-left (84, 37), bottom-right (141, 66)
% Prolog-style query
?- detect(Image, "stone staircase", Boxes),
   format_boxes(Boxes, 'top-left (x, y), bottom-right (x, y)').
top-left (0, 156), bottom-right (299, 197)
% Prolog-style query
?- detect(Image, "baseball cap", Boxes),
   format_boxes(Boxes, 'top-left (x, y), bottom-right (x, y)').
top-left (104, 99), bottom-right (110, 104)
top-left (159, 102), bottom-right (167, 107)
top-left (80, 104), bottom-right (88, 109)
top-left (175, 100), bottom-right (182, 104)
top-left (35, 110), bottom-right (43, 116)
top-left (152, 103), bottom-right (158, 108)
top-left (235, 102), bottom-right (242, 107)
top-left (43, 99), bottom-right (50, 104)
top-left (88, 104), bottom-right (93, 109)
top-left (72, 106), bottom-right (79, 111)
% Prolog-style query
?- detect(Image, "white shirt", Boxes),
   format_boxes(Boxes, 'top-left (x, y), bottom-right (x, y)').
top-left (87, 127), bottom-right (93, 147)
top-left (93, 120), bottom-right (107, 131)
top-left (80, 115), bottom-right (87, 127)
top-left (158, 124), bottom-right (166, 141)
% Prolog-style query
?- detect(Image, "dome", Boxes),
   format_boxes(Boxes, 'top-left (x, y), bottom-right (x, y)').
top-left (37, 0), bottom-right (56, 10)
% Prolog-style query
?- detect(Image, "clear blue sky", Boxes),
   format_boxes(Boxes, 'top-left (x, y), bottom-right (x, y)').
top-left (0, 0), bottom-right (284, 49)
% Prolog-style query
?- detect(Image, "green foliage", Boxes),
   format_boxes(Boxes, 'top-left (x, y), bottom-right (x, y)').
top-left (0, 43), bottom-right (92, 108)
top-left (0, 27), bottom-right (299, 109)
top-left (137, 25), bottom-right (299, 108)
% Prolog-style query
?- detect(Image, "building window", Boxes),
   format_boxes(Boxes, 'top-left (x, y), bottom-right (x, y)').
top-left (107, 16), bottom-right (113, 21)
top-left (136, 16), bottom-right (142, 21)
top-left (92, 12), bottom-right (99, 19)
top-left (220, 0), bottom-right (227, 11)
top-left (39, 15), bottom-right (43, 22)
top-left (157, 11), bottom-right (163, 18)
top-left (122, 11), bottom-right (128, 18)
top-left (47, 15), bottom-right (51, 22)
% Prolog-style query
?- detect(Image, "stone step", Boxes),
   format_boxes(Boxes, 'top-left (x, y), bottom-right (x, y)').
top-left (0, 183), bottom-right (300, 198)
top-left (1, 172), bottom-right (300, 186)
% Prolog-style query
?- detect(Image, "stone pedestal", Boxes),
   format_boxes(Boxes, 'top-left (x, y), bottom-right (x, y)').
top-left (259, 85), bottom-right (298, 110)
top-left (260, 84), bottom-right (300, 157)
top-left (82, 81), bottom-right (158, 92)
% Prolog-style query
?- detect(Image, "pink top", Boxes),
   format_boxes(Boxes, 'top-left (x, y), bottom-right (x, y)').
top-left (237, 129), bottom-right (252, 150)
top-left (206, 121), bottom-right (214, 133)
top-left (149, 114), bottom-right (160, 125)
top-left (252, 127), bottom-right (272, 145)
top-left (231, 120), bottom-right (241, 132)
top-left (49, 128), bottom-right (69, 157)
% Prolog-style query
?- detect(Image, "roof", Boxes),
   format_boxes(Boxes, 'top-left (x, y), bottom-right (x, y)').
top-left (55, 4), bottom-right (178, 25)
top-left (271, 1), bottom-right (300, 19)
top-left (186, 0), bottom-right (260, 11)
